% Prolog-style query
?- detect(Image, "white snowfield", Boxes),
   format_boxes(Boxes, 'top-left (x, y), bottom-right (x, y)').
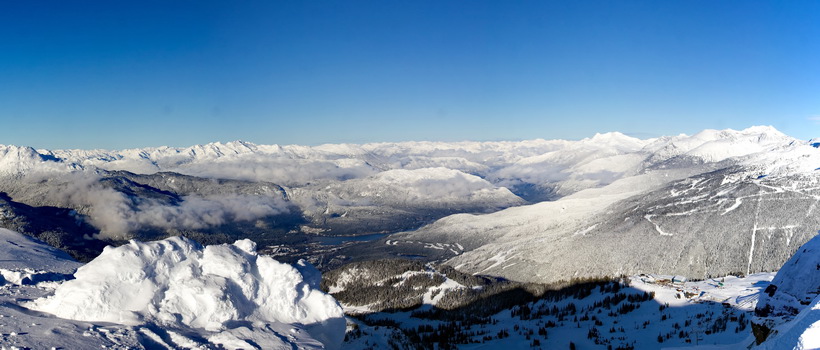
top-left (26, 237), bottom-right (345, 349)
top-left (0, 228), bottom-right (81, 275)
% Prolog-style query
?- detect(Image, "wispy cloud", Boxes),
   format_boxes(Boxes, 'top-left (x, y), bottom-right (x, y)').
top-left (807, 116), bottom-right (820, 124)
top-left (19, 171), bottom-right (290, 239)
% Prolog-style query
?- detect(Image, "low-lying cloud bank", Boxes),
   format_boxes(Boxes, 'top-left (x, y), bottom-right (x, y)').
top-left (17, 172), bottom-right (291, 239)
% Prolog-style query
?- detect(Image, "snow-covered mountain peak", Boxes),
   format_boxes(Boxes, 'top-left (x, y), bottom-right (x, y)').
top-left (184, 140), bottom-right (256, 158)
top-left (685, 125), bottom-right (787, 142)
top-left (0, 144), bottom-right (47, 161)
top-left (582, 131), bottom-right (648, 151)
top-left (740, 125), bottom-right (788, 138)
top-left (641, 126), bottom-right (797, 164)
top-left (0, 144), bottom-right (74, 174)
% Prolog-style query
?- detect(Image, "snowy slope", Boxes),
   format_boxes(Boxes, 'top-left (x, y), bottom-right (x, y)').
top-left (755, 297), bottom-right (820, 350)
top-left (335, 268), bottom-right (773, 349)
top-left (329, 230), bottom-right (820, 350)
top-left (0, 228), bottom-right (145, 349)
top-left (380, 126), bottom-right (820, 283)
top-left (0, 228), bottom-right (81, 274)
top-left (753, 233), bottom-right (820, 349)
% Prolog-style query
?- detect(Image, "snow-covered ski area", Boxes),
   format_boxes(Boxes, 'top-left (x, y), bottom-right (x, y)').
top-left (338, 269), bottom-right (776, 349)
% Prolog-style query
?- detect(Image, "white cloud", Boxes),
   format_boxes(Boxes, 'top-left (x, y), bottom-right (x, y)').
top-left (19, 171), bottom-right (290, 240)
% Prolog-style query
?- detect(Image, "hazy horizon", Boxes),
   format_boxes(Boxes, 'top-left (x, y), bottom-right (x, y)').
top-left (2, 1), bottom-right (819, 149)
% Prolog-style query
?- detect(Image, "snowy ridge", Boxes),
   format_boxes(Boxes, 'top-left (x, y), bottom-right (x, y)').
top-left (755, 296), bottom-right (820, 350)
top-left (753, 233), bottom-right (820, 348)
top-left (643, 126), bottom-right (791, 163)
top-left (380, 126), bottom-right (820, 283)
top-left (0, 126), bottom-right (803, 183)
top-left (0, 144), bottom-right (78, 174)
top-left (2, 125), bottom-right (809, 198)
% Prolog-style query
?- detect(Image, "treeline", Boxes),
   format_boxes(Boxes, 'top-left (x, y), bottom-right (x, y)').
top-left (323, 258), bottom-right (636, 318)
top-left (322, 259), bottom-right (447, 311)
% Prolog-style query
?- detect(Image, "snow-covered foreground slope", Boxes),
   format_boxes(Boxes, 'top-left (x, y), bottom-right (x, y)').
top-left (753, 234), bottom-right (820, 349)
top-left (328, 233), bottom-right (820, 349)
top-left (328, 259), bottom-right (775, 349)
top-left (755, 298), bottom-right (820, 350)
top-left (0, 230), bottom-right (345, 349)
top-left (0, 228), bottom-right (81, 274)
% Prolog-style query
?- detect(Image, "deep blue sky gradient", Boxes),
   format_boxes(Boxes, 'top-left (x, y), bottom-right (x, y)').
top-left (1, 1), bottom-right (819, 149)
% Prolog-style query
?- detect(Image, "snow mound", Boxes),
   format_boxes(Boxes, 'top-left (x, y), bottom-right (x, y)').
top-left (28, 237), bottom-right (345, 349)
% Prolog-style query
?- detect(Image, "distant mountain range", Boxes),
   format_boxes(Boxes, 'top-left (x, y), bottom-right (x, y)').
top-left (5, 125), bottom-right (820, 349)
top-left (361, 126), bottom-right (820, 282)
top-left (2, 126), bottom-right (819, 284)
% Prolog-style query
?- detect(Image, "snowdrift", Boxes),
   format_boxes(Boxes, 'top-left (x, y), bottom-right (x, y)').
top-left (0, 227), bottom-right (81, 286)
top-left (28, 237), bottom-right (345, 349)
top-left (0, 228), bottom-right (81, 273)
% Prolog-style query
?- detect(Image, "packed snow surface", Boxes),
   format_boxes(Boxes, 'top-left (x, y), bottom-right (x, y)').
top-left (28, 237), bottom-right (345, 349)
top-left (0, 228), bottom-right (80, 274)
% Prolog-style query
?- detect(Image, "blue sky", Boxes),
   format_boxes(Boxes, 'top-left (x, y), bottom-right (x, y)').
top-left (1, 1), bottom-right (819, 149)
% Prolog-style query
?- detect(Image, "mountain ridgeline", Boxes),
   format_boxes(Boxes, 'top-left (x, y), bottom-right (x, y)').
top-left (0, 126), bottom-right (818, 284)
